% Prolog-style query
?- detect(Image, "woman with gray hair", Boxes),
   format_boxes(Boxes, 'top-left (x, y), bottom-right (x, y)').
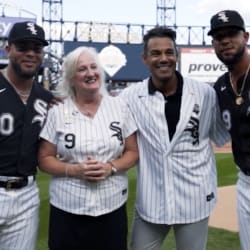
top-left (38, 46), bottom-right (138, 250)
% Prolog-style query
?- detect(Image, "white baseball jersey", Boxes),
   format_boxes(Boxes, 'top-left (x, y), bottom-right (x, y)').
top-left (121, 77), bottom-right (230, 224)
top-left (39, 95), bottom-right (137, 216)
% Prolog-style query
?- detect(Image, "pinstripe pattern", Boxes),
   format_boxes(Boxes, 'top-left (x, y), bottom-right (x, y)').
top-left (0, 182), bottom-right (39, 250)
top-left (121, 78), bottom-right (230, 224)
top-left (40, 95), bottom-right (137, 216)
top-left (237, 171), bottom-right (250, 250)
top-left (0, 74), bottom-right (52, 250)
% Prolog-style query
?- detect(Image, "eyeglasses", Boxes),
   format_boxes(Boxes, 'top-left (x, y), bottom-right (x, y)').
top-left (213, 29), bottom-right (242, 41)
top-left (13, 42), bottom-right (44, 54)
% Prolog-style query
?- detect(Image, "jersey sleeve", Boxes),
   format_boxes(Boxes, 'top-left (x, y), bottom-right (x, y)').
top-left (209, 91), bottom-right (230, 147)
top-left (118, 96), bottom-right (137, 138)
top-left (39, 106), bottom-right (58, 144)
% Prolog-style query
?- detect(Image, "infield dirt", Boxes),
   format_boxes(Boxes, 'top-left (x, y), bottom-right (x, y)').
top-left (209, 185), bottom-right (238, 232)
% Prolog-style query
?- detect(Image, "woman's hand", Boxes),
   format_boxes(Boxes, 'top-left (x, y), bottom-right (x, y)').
top-left (70, 157), bottom-right (112, 181)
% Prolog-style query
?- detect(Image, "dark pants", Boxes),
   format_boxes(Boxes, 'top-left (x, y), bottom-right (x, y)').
top-left (48, 204), bottom-right (128, 250)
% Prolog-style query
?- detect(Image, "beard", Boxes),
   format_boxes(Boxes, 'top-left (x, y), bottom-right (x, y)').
top-left (10, 57), bottom-right (41, 79)
top-left (216, 45), bottom-right (245, 67)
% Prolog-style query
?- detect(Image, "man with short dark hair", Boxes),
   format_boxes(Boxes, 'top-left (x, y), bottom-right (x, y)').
top-left (208, 10), bottom-right (250, 250)
top-left (121, 26), bottom-right (229, 250)
top-left (0, 22), bottom-right (53, 250)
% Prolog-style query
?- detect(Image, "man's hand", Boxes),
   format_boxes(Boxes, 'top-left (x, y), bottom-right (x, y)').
top-left (48, 97), bottom-right (64, 108)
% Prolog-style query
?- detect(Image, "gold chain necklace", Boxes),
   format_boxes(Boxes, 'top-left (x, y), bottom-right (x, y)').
top-left (2, 68), bottom-right (32, 103)
top-left (229, 63), bottom-right (250, 105)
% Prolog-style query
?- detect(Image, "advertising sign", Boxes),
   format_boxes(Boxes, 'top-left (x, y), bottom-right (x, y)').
top-left (180, 47), bottom-right (227, 84)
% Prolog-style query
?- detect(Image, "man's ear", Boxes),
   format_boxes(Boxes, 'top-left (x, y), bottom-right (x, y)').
top-left (5, 44), bottom-right (10, 54)
top-left (244, 31), bottom-right (249, 43)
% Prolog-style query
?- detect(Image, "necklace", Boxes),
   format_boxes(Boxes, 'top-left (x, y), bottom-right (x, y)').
top-left (75, 95), bottom-right (102, 118)
top-left (1, 68), bottom-right (32, 103)
top-left (82, 109), bottom-right (93, 117)
top-left (229, 63), bottom-right (250, 105)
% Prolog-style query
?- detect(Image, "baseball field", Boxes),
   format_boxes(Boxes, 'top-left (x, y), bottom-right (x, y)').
top-left (36, 152), bottom-right (240, 250)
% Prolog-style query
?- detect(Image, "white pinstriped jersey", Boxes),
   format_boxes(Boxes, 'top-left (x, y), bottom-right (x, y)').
top-left (121, 77), bottom-right (230, 224)
top-left (39, 95), bottom-right (137, 216)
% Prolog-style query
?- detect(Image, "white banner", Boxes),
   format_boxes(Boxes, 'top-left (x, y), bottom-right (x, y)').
top-left (180, 47), bottom-right (227, 84)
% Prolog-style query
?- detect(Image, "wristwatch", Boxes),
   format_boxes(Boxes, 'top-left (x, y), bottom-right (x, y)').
top-left (108, 161), bottom-right (118, 176)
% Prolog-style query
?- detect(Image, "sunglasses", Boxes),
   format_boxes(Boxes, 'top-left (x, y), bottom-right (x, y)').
top-left (13, 42), bottom-right (44, 54)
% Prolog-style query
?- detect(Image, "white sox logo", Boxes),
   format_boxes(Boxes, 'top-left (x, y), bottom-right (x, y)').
top-left (184, 104), bottom-right (200, 145)
top-left (109, 121), bottom-right (123, 145)
top-left (32, 99), bottom-right (48, 126)
top-left (26, 22), bottom-right (38, 35)
top-left (217, 11), bottom-right (229, 23)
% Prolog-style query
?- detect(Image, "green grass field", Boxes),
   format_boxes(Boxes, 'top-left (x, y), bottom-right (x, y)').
top-left (36, 153), bottom-right (240, 250)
